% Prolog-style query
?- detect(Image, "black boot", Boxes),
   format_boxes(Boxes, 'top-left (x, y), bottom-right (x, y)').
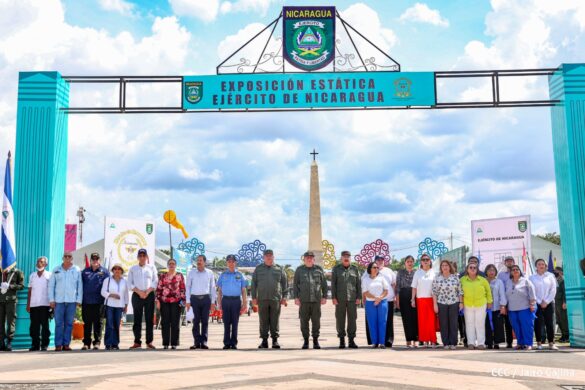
top-left (258, 338), bottom-right (268, 349)
top-left (272, 338), bottom-right (280, 349)
top-left (302, 338), bottom-right (309, 349)
top-left (339, 337), bottom-right (346, 349)
top-left (348, 338), bottom-right (358, 349)
top-left (313, 338), bottom-right (321, 349)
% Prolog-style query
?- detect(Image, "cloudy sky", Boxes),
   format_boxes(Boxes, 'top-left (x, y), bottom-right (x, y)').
top-left (1, 0), bottom-right (583, 265)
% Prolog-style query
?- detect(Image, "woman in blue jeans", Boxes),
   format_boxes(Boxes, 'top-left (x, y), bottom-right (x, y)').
top-left (361, 262), bottom-right (389, 348)
top-left (101, 263), bottom-right (129, 350)
top-left (504, 265), bottom-right (536, 350)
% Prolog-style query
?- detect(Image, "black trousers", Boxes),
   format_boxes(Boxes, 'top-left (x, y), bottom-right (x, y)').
top-left (535, 302), bottom-right (555, 343)
top-left (29, 306), bottom-right (50, 349)
top-left (458, 313), bottom-right (467, 345)
top-left (385, 301), bottom-right (394, 345)
top-left (160, 302), bottom-right (181, 347)
top-left (191, 295), bottom-right (211, 345)
top-left (555, 303), bottom-right (569, 339)
top-left (132, 292), bottom-right (155, 345)
top-left (438, 303), bottom-right (459, 346)
top-left (504, 314), bottom-right (514, 347)
top-left (485, 310), bottom-right (505, 347)
top-left (82, 303), bottom-right (103, 346)
top-left (398, 288), bottom-right (418, 342)
top-left (222, 297), bottom-right (241, 347)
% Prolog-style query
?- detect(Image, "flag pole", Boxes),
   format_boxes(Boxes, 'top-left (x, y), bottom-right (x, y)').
top-left (168, 222), bottom-right (173, 259)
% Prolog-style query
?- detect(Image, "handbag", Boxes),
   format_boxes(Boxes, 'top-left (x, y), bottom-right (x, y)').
top-left (100, 278), bottom-right (111, 318)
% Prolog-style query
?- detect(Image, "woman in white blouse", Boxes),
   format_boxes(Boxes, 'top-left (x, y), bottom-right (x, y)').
top-left (529, 258), bottom-right (558, 350)
top-left (101, 263), bottom-right (129, 350)
top-left (411, 254), bottom-right (437, 347)
top-left (361, 262), bottom-right (389, 348)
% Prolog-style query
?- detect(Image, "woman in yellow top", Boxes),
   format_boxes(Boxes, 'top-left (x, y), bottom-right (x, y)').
top-left (460, 263), bottom-right (493, 349)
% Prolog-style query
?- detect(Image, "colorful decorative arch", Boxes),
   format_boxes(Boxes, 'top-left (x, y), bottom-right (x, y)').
top-left (175, 237), bottom-right (206, 270)
top-left (322, 239), bottom-right (336, 270)
top-left (236, 239), bottom-right (267, 267)
top-left (417, 237), bottom-right (449, 260)
top-left (355, 239), bottom-right (391, 266)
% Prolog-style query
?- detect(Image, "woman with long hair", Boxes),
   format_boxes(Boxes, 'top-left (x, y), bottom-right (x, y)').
top-left (396, 255), bottom-right (418, 348)
top-left (411, 254), bottom-right (437, 347)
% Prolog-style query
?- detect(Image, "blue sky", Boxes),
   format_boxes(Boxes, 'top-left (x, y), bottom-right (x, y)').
top-left (1, 0), bottom-right (584, 265)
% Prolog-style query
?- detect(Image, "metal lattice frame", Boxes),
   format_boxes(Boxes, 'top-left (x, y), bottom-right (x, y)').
top-left (61, 68), bottom-right (559, 114)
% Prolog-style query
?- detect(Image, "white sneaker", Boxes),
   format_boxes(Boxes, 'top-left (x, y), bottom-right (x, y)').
top-left (536, 344), bottom-right (543, 350)
top-left (549, 343), bottom-right (558, 350)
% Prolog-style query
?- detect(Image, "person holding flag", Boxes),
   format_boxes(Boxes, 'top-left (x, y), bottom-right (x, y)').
top-left (0, 151), bottom-right (24, 352)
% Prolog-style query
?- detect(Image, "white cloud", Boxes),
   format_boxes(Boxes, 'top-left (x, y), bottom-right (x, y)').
top-left (217, 22), bottom-right (266, 61)
top-left (169, 0), bottom-right (220, 22)
top-left (221, 0), bottom-right (275, 16)
top-left (341, 3), bottom-right (397, 52)
top-left (399, 3), bottom-right (449, 27)
top-left (98, 0), bottom-right (135, 16)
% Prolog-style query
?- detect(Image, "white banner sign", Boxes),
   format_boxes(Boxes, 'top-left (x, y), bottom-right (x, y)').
top-left (104, 217), bottom-right (156, 272)
top-left (471, 215), bottom-right (533, 275)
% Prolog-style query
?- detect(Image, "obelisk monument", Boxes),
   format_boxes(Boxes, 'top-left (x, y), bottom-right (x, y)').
top-left (308, 149), bottom-right (324, 265)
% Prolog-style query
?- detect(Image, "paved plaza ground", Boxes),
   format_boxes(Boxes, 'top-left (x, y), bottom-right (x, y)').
top-left (0, 302), bottom-right (583, 389)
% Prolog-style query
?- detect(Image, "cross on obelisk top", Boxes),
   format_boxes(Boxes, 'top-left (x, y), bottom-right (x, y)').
top-left (310, 148), bottom-right (319, 161)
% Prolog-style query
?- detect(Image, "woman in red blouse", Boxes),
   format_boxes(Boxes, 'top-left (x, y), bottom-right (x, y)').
top-left (156, 259), bottom-right (186, 349)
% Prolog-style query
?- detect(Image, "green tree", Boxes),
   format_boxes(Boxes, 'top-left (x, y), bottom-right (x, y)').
top-left (537, 232), bottom-right (561, 246)
top-left (160, 249), bottom-right (171, 256)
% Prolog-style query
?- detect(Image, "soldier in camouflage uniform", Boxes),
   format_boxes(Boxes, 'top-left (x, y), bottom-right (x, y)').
top-left (251, 249), bottom-right (288, 349)
top-left (0, 266), bottom-right (24, 351)
top-left (294, 251), bottom-right (328, 349)
top-left (331, 250), bottom-right (361, 348)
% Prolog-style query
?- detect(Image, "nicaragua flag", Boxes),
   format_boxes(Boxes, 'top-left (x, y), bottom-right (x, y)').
top-left (1, 151), bottom-right (16, 272)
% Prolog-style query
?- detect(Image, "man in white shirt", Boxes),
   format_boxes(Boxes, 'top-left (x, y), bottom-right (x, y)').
top-left (26, 256), bottom-right (51, 351)
top-left (376, 255), bottom-right (397, 348)
top-left (127, 248), bottom-right (158, 350)
top-left (185, 255), bottom-right (216, 349)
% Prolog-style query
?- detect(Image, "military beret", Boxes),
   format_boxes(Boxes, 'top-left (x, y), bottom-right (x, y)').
top-left (263, 249), bottom-right (274, 255)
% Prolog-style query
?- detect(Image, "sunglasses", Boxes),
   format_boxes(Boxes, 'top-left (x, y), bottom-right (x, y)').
top-left (469, 267), bottom-right (477, 270)
top-left (421, 258), bottom-right (430, 261)
top-left (63, 255), bottom-right (72, 258)
top-left (512, 268), bottom-right (520, 272)
top-left (112, 267), bottom-right (122, 271)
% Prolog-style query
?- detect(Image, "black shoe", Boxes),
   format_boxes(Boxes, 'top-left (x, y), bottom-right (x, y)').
top-left (339, 337), bottom-right (346, 349)
top-left (113, 346), bottom-right (120, 350)
top-left (302, 338), bottom-right (309, 349)
top-left (223, 345), bottom-right (230, 350)
top-left (163, 345), bottom-right (169, 350)
top-left (463, 342), bottom-right (468, 348)
top-left (105, 346), bottom-right (111, 351)
top-left (506, 344), bottom-right (513, 349)
top-left (372, 344), bottom-right (379, 349)
top-left (272, 339), bottom-right (280, 349)
top-left (258, 338), bottom-right (269, 349)
top-left (385, 342), bottom-right (392, 348)
top-left (5, 343), bottom-right (12, 352)
top-left (313, 338), bottom-right (321, 349)
top-left (29, 347), bottom-right (40, 352)
top-left (41, 346), bottom-right (48, 351)
top-left (200, 344), bottom-right (209, 350)
top-left (494, 345), bottom-right (500, 350)
top-left (171, 346), bottom-right (177, 350)
top-left (487, 345), bottom-right (493, 349)
top-left (190, 345), bottom-right (199, 350)
top-left (0, 344), bottom-right (5, 351)
top-left (230, 345), bottom-right (237, 350)
top-left (348, 338), bottom-right (358, 349)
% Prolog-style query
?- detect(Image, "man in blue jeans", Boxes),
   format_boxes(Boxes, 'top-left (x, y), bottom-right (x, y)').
top-left (48, 252), bottom-right (83, 351)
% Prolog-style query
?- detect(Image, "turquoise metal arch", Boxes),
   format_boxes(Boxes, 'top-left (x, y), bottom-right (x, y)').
top-left (10, 65), bottom-right (585, 348)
